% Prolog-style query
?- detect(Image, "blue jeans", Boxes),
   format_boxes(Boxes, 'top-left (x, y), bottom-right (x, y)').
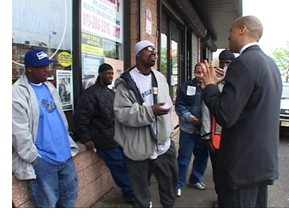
top-left (29, 157), bottom-right (78, 208)
top-left (177, 130), bottom-right (209, 189)
top-left (97, 147), bottom-right (134, 199)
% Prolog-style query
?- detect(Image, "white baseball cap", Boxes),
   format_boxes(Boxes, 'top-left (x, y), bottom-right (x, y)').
top-left (134, 40), bottom-right (155, 55)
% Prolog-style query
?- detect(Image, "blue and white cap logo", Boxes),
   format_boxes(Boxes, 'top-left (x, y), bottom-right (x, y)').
top-left (24, 49), bottom-right (57, 67)
top-left (36, 51), bottom-right (49, 60)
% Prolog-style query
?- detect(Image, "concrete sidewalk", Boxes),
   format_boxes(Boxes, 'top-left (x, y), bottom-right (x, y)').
top-left (91, 129), bottom-right (218, 208)
top-left (91, 128), bottom-right (289, 208)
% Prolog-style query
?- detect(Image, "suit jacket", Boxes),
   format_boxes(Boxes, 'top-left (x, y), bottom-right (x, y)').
top-left (202, 45), bottom-right (282, 190)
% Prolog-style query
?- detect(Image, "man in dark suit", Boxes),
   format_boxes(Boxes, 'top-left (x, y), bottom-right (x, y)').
top-left (201, 16), bottom-right (282, 207)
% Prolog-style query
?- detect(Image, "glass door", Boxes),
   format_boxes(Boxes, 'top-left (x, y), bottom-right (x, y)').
top-left (170, 21), bottom-right (179, 102)
top-left (160, 11), bottom-right (184, 103)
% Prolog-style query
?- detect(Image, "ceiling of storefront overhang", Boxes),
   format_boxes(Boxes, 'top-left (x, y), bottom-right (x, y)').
top-left (167, 0), bottom-right (243, 49)
top-left (190, 0), bottom-right (243, 49)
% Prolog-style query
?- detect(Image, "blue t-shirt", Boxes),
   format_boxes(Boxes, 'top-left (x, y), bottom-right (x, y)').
top-left (30, 83), bottom-right (71, 165)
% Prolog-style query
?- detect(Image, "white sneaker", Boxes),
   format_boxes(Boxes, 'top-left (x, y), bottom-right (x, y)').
top-left (177, 188), bottom-right (182, 197)
top-left (149, 201), bottom-right (153, 208)
top-left (191, 182), bottom-right (206, 190)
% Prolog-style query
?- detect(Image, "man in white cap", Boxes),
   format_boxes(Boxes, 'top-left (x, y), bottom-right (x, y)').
top-left (12, 49), bottom-right (79, 207)
top-left (113, 40), bottom-right (178, 207)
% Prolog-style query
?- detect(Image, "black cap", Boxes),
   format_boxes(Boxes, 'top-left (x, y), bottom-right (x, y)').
top-left (98, 63), bottom-right (113, 73)
top-left (219, 50), bottom-right (235, 61)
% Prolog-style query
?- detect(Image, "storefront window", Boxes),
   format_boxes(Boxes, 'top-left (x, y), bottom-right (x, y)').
top-left (161, 12), bottom-right (180, 102)
top-left (12, 0), bottom-right (73, 111)
top-left (160, 33), bottom-right (168, 78)
top-left (171, 39), bottom-right (178, 102)
top-left (81, 0), bottom-right (124, 91)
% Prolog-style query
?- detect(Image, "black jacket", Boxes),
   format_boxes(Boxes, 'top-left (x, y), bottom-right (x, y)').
top-left (73, 79), bottom-right (118, 150)
top-left (202, 45), bottom-right (282, 190)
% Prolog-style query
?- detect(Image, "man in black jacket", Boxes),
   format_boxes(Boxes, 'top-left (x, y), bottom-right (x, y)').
top-left (74, 63), bottom-right (134, 204)
top-left (201, 16), bottom-right (282, 207)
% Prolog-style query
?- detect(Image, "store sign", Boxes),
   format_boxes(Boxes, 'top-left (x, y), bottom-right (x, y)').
top-left (81, 30), bottom-right (104, 56)
top-left (81, 0), bottom-right (123, 43)
top-left (146, 9), bottom-right (152, 35)
top-left (58, 51), bottom-right (72, 67)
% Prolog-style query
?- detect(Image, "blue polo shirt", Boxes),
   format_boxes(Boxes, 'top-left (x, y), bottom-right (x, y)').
top-left (30, 83), bottom-right (71, 165)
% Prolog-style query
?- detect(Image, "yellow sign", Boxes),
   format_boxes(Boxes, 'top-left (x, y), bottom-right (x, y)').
top-left (281, 121), bottom-right (289, 127)
top-left (82, 44), bottom-right (104, 56)
top-left (58, 51), bottom-right (72, 67)
top-left (81, 31), bottom-right (104, 56)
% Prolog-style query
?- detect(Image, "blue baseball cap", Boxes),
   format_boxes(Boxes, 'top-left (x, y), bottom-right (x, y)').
top-left (24, 49), bottom-right (57, 67)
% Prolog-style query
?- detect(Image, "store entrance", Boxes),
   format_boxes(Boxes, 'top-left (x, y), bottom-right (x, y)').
top-left (160, 10), bottom-right (185, 103)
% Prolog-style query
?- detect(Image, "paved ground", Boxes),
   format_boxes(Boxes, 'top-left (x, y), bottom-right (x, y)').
top-left (268, 127), bottom-right (289, 208)
top-left (91, 128), bottom-right (289, 208)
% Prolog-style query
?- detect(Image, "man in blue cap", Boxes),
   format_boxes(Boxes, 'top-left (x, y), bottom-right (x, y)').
top-left (12, 49), bottom-right (79, 208)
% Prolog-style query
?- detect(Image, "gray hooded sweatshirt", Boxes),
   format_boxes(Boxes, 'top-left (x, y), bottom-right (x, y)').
top-left (113, 68), bottom-right (174, 161)
top-left (12, 73), bottom-right (78, 180)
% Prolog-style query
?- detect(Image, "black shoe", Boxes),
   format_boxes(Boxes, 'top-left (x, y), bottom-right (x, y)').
top-left (125, 197), bottom-right (135, 204)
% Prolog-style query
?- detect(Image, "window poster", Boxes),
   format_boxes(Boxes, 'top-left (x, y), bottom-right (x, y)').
top-left (81, 0), bottom-right (123, 43)
top-left (82, 54), bottom-right (104, 90)
top-left (56, 70), bottom-right (73, 111)
top-left (104, 57), bottom-right (123, 90)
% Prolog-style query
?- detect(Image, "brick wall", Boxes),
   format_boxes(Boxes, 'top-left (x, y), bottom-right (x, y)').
top-left (141, 0), bottom-right (158, 44)
top-left (130, 0), bottom-right (158, 67)
top-left (130, 0), bottom-right (139, 64)
top-left (12, 143), bottom-right (115, 208)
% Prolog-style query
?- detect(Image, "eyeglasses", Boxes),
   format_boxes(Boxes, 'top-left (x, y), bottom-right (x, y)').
top-left (147, 46), bottom-right (158, 53)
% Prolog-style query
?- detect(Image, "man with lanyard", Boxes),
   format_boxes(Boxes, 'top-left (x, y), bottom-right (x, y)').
top-left (175, 63), bottom-right (209, 197)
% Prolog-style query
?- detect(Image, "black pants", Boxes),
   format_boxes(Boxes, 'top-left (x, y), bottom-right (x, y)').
top-left (218, 185), bottom-right (268, 208)
top-left (125, 141), bottom-right (178, 208)
top-left (209, 149), bottom-right (219, 194)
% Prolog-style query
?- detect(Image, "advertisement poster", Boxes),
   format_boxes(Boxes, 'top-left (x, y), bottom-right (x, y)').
top-left (104, 57), bottom-right (123, 90)
top-left (56, 70), bottom-right (73, 111)
top-left (81, 30), bottom-right (104, 56)
top-left (81, 57), bottom-right (123, 91)
top-left (81, 0), bottom-right (123, 43)
top-left (80, 0), bottom-right (124, 91)
top-left (82, 54), bottom-right (104, 90)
